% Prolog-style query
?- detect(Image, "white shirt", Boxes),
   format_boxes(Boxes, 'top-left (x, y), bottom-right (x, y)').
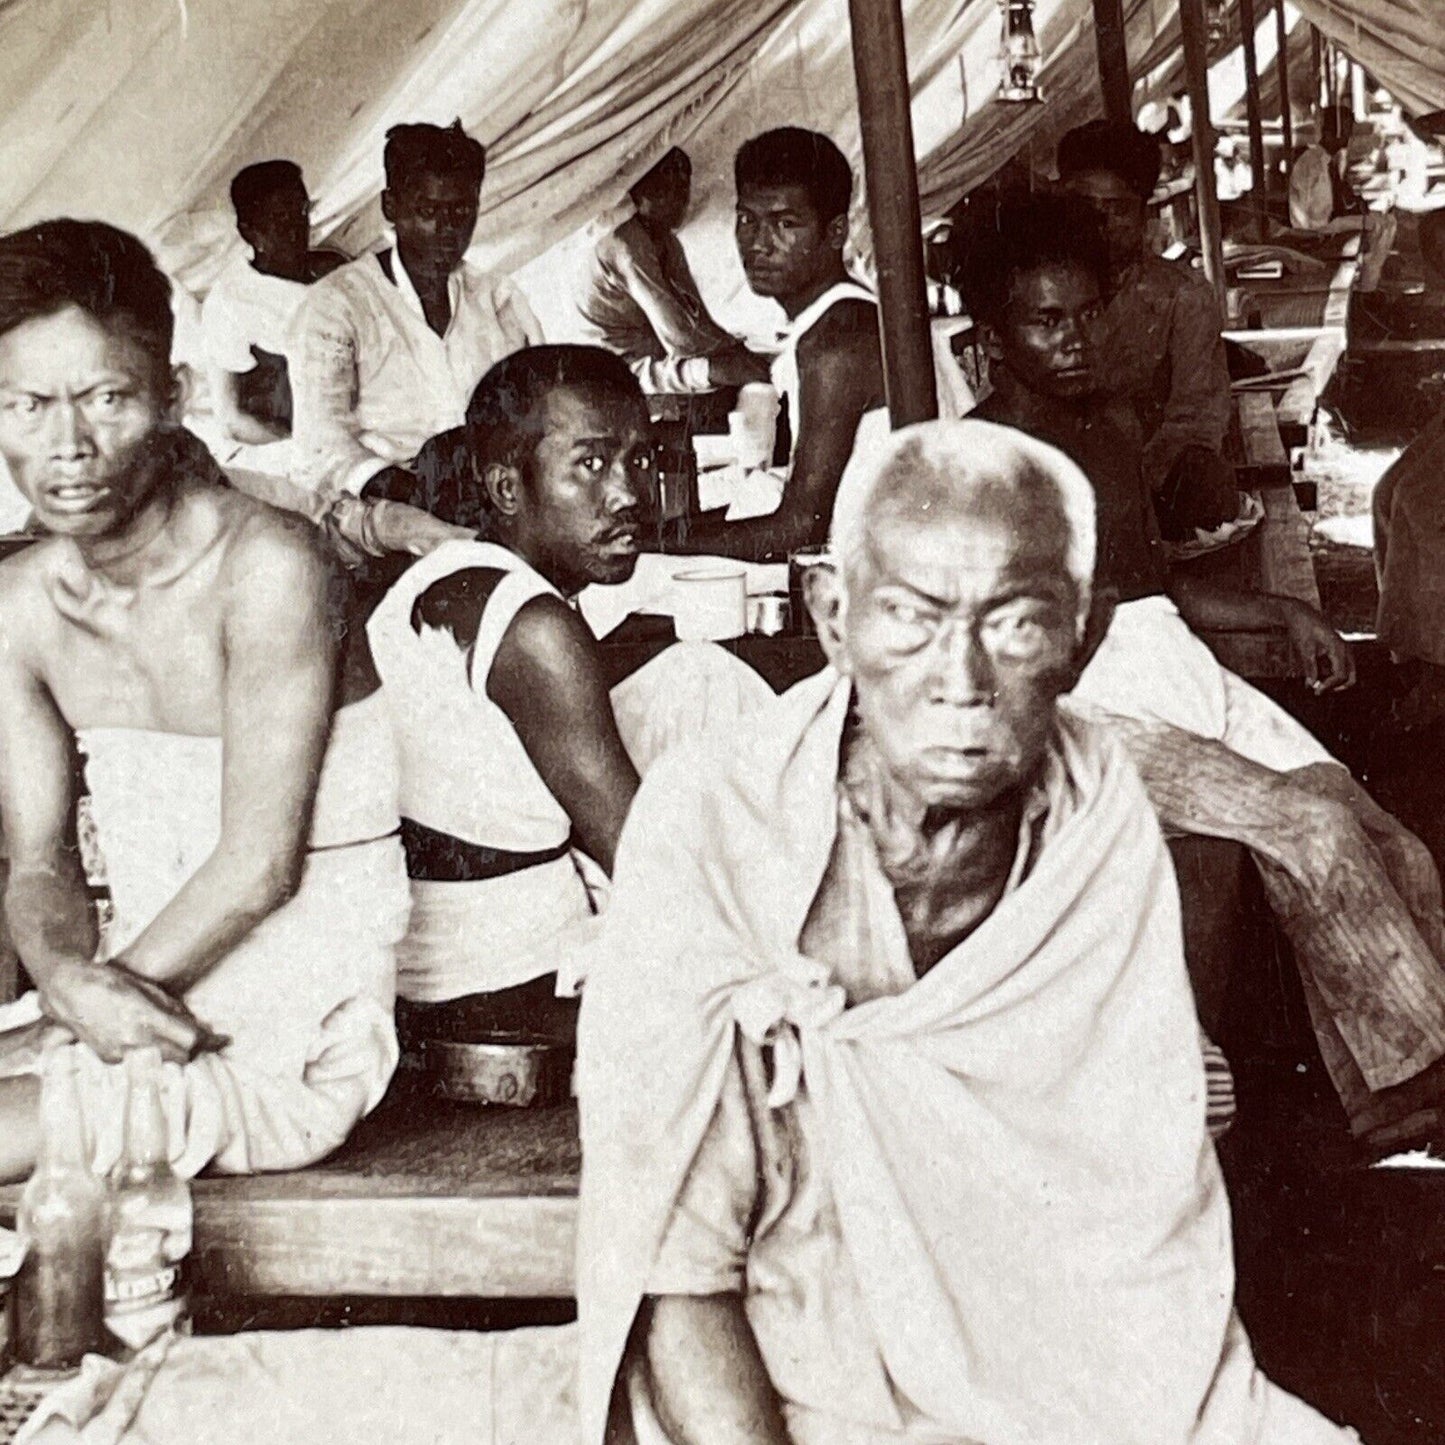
top-left (1289, 144), bottom-right (1341, 231)
top-left (287, 251), bottom-right (544, 501)
top-left (200, 252), bottom-right (311, 373)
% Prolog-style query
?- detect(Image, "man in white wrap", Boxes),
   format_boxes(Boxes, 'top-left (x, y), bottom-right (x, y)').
top-left (0, 220), bottom-right (407, 1181)
top-left (367, 344), bottom-right (770, 1037)
top-left (577, 419), bottom-right (1356, 1443)
top-left (673, 128), bottom-right (971, 561)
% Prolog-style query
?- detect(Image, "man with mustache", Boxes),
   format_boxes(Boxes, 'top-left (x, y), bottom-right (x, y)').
top-left (967, 193), bottom-right (1445, 1150)
top-left (0, 219), bottom-right (408, 1181)
top-left (366, 344), bottom-right (768, 1038)
top-left (576, 419), bottom-right (1355, 1444)
top-left (288, 120), bottom-right (543, 520)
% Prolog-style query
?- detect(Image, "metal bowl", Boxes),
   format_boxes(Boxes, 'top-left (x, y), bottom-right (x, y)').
top-left (416, 1038), bottom-right (573, 1107)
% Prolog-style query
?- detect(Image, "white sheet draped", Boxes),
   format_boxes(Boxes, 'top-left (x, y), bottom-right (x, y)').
top-left (576, 668), bottom-right (1354, 1444)
top-left (0, 0), bottom-right (1434, 336)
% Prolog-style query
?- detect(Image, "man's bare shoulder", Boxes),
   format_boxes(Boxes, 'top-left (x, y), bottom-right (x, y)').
top-left (205, 487), bottom-right (331, 594)
top-left (800, 296), bottom-right (880, 354)
top-left (0, 538), bottom-right (66, 638)
top-left (501, 591), bottom-right (596, 676)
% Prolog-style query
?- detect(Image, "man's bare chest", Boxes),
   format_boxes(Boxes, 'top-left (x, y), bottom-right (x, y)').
top-left (41, 583), bottom-right (227, 736)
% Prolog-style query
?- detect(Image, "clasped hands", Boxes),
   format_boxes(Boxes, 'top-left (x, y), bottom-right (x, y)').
top-left (39, 958), bottom-right (228, 1066)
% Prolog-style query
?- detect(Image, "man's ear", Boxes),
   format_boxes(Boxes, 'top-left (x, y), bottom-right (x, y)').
top-left (483, 460), bottom-right (523, 518)
top-left (827, 213), bottom-right (849, 252)
top-left (806, 563), bottom-right (851, 672)
top-left (165, 364), bottom-right (191, 427)
top-left (1065, 587), bottom-right (1116, 687)
top-left (979, 319), bottom-right (1005, 364)
top-left (380, 188), bottom-right (396, 226)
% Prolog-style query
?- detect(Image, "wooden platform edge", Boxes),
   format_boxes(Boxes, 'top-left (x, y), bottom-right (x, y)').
top-left (190, 1193), bottom-right (579, 1299)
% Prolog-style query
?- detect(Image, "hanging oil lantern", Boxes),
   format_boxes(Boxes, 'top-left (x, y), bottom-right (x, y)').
top-left (997, 0), bottom-right (1043, 104)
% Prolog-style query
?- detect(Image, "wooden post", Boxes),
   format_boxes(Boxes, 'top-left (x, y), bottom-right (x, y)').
top-left (847, 0), bottom-right (937, 426)
top-left (1274, 0), bottom-right (1294, 168)
top-left (1310, 26), bottom-right (1323, 113)
top-left (1179, 0), bottom-right (1229, 310)
top-left (1091, 0), bottom-right (1132, 124)
top-left (1237, 0), bottom-right (1269, 226)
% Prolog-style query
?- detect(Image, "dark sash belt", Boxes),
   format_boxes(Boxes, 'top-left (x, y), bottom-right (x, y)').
top-left (400, 817), bottom-right (571, 884)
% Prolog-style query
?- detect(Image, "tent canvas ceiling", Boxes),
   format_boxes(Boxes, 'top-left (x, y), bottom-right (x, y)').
top-left (0, 0), bottom-right (1438, 331)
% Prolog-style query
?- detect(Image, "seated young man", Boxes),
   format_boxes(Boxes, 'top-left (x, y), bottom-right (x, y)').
top-left (1056, 120), bottom-right (1238, 538)
top-left (288, 121), bottom-right (543, 513)
top-left (676, 127), bottom-right (970, 563)
top-left (576, 148), bottom-right (769, 396)
top-left (0, 220), bottom-right (408, 1182)
top-left (366, 344), bottom-right (770, 1038)
top-left (966, 195), bottom-right (1445, 1146)
top-left (201, 160), bottom-right (345, 456)
top-left (576, 419), bottom-right (1356, 1444)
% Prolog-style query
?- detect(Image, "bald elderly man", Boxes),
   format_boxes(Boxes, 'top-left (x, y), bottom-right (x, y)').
top-left (576, 421), bottom-right (1355, 1444)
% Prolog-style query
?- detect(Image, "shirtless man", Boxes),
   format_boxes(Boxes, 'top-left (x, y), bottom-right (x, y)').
top-left (0, 219), bottom-right (407, 1181)
top-left (677, 128), bottom-right (968, 563)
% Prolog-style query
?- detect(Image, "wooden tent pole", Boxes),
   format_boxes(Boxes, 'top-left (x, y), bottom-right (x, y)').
top-left (1091, 0), bottom-right (1133, 124)
top-left (1274, 0), bottom-right (1294, 168)
top-left (1180, 0), bottom-right (1229, 310)
top-left (847, 0), bottom-right (937, 426)
top-left (1237, 0), bottom-right (1269, 226)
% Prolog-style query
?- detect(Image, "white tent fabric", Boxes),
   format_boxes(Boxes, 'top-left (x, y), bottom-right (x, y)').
top-left (1292, 0), bottom-right (1445, 118)
top-left (0, 0), bottom-right (1437, 329)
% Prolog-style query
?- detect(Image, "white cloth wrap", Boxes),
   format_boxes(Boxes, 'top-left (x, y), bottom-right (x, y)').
top-left (576, 668), bottom-right (1355, 1445)
top-left (370, 542), bottom-right (774, 1001)
top-left (1070, 595), bottom-right (1334, 773)
top-left (0, 695), bottom-right (408, 1178)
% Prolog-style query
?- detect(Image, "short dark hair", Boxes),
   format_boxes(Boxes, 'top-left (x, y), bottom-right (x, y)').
top-left (735, 128), bottom-right (853, 223)
top-left (410, 344), bottom-right (644, 530)
top-left (383, 120), bottom-right (486, 194)
top-left (230, 160), bottom-right (305, 224)
top-left (0, 219), bottom-right (174, 383)
top-left (956, 194), bottom-right (1108, 327)
top-left (631, 148), bottom-right (691, 206)
top-left (1057, 120), bottom-right (1163, 200)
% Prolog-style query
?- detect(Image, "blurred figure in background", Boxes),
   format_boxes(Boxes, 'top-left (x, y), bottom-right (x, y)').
top-left (576, 148), bottom-right (769, 396)
top-left (1057, 119), bottom-right (1238, 539)
top-left (202, 160), bottom-right (345, 457)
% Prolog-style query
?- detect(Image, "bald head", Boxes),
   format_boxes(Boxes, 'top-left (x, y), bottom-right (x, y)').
top-left (831, 420), bottom-right (1096, 629)
top-left (812, 420), bottom-right (1101, 815)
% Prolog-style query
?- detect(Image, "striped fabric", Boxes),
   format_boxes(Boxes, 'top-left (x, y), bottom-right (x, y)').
top-left (1103, 714), bottom-right (1445, 1138)
top-left (1202, 1036), bottom-right (1238, 1139)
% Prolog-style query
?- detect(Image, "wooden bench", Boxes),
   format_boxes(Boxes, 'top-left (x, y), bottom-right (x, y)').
top-left (1195, 395), bottom-right (1323, 679)
top-left (3, 829), bottom-right (1249, 1305)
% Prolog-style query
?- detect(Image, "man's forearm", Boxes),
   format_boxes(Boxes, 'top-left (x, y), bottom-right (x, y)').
top-left (5, 864), bottom-right (99, 992)
top-left (681, 508), bottom-right (825, 563)
top-left (645, 1294), bottom-right (790, 1445)
top-left (114, 849), bottom-right (301, 995)
top-left (1168, 574), bottom-right (1287, 633)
